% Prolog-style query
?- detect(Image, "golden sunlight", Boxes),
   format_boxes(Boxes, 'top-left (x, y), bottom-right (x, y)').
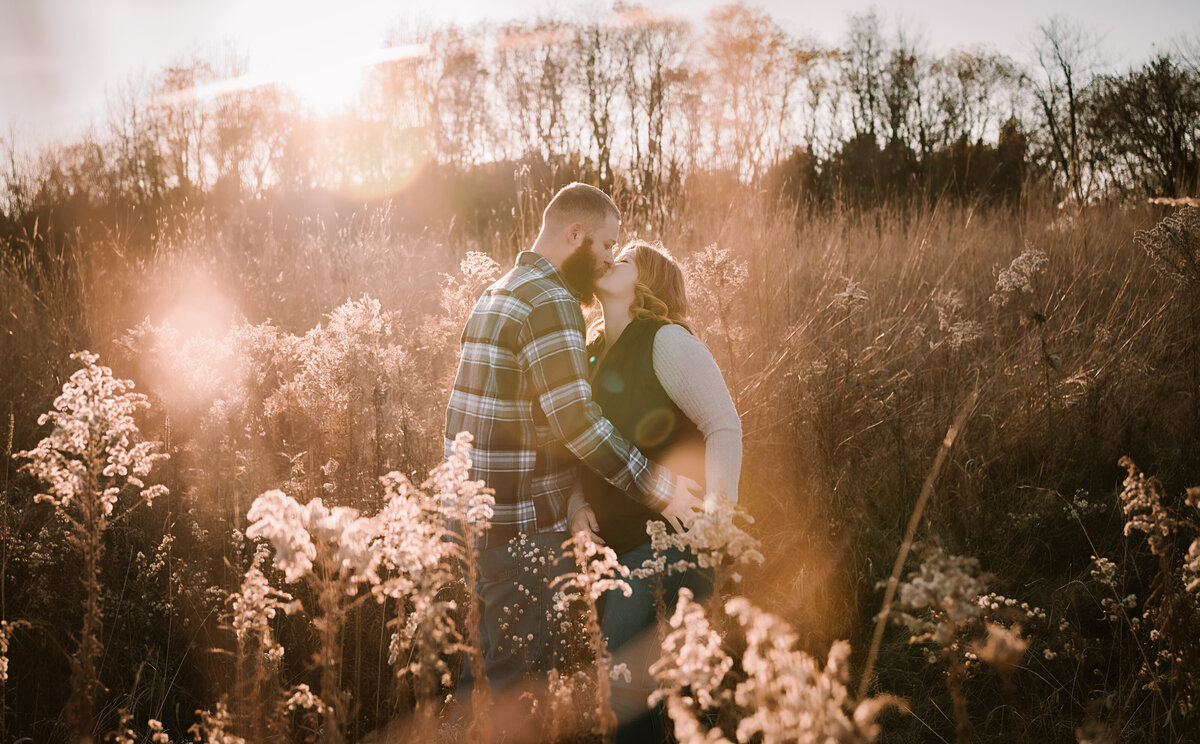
top-left (231, 1), bottom-right (422, 117)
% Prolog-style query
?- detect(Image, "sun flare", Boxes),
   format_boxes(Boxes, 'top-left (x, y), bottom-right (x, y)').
top-left (231, 1), bottom-right (402, 117)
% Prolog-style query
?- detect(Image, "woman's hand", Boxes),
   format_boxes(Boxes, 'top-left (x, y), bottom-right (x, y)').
top-left (569, 504), bottom-right (604, 545)
top-left (661, 474), bottom-right (705, 533)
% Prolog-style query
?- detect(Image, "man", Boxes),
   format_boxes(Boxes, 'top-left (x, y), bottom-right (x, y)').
top-left (444, 182), bottom-right (704, 705)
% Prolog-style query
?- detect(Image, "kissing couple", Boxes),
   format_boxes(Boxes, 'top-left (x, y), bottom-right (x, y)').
top-left (444, 182), bottom-right (742, 742)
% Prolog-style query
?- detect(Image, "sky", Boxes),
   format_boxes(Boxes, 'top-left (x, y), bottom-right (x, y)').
top-left (2, 0), bottom-right (1198, 149)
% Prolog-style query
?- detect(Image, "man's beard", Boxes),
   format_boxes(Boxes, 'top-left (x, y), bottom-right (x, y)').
top-left (561, 235), bottom-right (602, 304)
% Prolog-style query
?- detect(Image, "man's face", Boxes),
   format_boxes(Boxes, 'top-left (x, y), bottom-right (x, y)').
top-left (560, 212), bottom-right (619, 303)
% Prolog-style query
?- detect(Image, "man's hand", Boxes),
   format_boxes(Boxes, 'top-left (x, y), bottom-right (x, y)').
top-left (569, 504), bottom-right (604, 545)
top-left (661, 474), bottom-right (705, 533)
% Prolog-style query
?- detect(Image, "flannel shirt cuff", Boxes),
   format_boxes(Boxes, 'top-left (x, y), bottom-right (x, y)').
top-left (643, 462), bottom-right (675, 513)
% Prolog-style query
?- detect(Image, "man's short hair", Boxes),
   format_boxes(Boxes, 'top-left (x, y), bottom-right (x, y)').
top-left (542, 182), bottom-right (619, 231)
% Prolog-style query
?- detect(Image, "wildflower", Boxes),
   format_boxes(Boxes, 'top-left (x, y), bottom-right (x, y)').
top-left (373, 435), bottom-right (495, 736)
top-left (1089, 556), bottom-right (1119, 586)
top-left (1116, 457), bottom-right (1178, 557)
top-left (1133, 205), bottom-right (1200, 286)
top-left (832, 276), bottom-right (871, 313)
top-left (990, 245), bottom-right (1048, 307)
top-left (460, 251), bottom-right (502, 284)
top-left (970, 623), bottom-right (1028, 675)
top-left (189, 701), bottom-right (246, 744)
top-left (682, 243), bottom-right (750, 349)
top-left (653, 591), bottom-right (899, 744)
top-left (14, 351), bottom-right (168, 739)
top-left (1183, 538), bottom-right (1200, 596)
top-left (284, 683), bottom-right (327, 713)
top-left (727, 600), bottom-right (900, 744)
top-left (245, 490), bottom-right (316, 582)
top-left (685, 243), bottom-right (749, 296)
top-left (552, 532), bottom-right (631, 610)
top-left (635, 497), bottom-right (763, 580)
top-left (148, 718), bottom-right (170, 744)
top-left (933, 290), bottom-right (983, 349)
top-left (371, 471), bottom-right (445, 601)
top-left (112, 709), bottom-right (136, 744)
top-left (887, 546), bottom-right (990, 646)
top-left (0, 620), bottom-right (28, 684)
top-left (650, 588), bottom-right (733, 711)
top-left (16, 351), bottom-right (168, 515)
top-left (229, 546), bottom-right (297, 662)
top-left (427, 431), bottom-right (496, 529)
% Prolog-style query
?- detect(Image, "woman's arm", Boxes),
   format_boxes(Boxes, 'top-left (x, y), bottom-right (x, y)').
top-left (652, 324), bottom-right (743, 503)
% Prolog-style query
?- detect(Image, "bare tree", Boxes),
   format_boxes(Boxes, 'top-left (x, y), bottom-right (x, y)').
top-left (493, 19), bottom-right (576, 163)
top-left (842, 10), bottom-right (886, 141)
top-left (1028, 17), bottom-right (1099, 202)
top-left (704, 3), bottom-right (804, 179)
top-left (417, 26), bottom-right (490, 168)
top-left (934, 47), bottom-right (1019, 146)
top-left (1087, 55), bottom-right (1200, 197)
top-left (881, 29), bottom-right (922, 148)
top-left (575, 17), bottom-right (623, 190)
top-left (615, 5), bottom-right (690, 212)
top-left (153, 61), bottom-right (214, 194)
top-left (105, 75), bottom-right (168, 207)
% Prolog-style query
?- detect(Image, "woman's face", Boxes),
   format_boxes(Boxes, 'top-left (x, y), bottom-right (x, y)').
top-left (594, 247), bottom-right (638, 302)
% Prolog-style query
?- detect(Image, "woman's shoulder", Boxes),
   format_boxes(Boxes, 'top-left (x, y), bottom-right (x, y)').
top-left (653, 323), bottom-right (717, 365)
top-left (652, 322), bottom-right (699, 346)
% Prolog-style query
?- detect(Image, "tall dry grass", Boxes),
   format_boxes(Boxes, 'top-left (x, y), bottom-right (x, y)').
top-left (3, 180), bottom-right (1199, 741)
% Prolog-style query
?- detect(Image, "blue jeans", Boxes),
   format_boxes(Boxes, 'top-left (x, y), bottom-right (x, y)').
top-left (456, 530), bottom-right (573, 744)
top-left (602, 541), bottom-right (712, 744)
top-left (472, 531), bottom-right (573, 691)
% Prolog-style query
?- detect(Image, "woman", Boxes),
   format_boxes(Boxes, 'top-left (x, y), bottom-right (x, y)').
top-left (567, 240), bottom-right (742, 742)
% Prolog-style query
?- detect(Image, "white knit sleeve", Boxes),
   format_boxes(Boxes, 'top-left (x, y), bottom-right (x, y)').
top-left (652, 324), bottom-right (743, 503)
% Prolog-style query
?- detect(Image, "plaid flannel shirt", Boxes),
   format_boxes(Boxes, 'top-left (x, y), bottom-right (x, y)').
top-left (444, 250), bottom-right (674, 549)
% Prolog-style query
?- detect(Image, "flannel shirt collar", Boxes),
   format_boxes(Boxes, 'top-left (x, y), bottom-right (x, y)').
top-left (518, 250), bottom-right (585, 302)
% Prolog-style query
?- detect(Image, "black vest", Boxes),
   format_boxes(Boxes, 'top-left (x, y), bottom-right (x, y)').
top-left (583, 318), bottom-right (706, 555)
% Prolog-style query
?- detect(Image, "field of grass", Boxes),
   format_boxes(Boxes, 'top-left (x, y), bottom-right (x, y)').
top-left (2, 180), bottom-right (1199, 743)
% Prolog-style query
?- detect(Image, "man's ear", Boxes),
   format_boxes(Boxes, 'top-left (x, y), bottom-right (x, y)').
top-left (566, 221), bottom-right (585, 247)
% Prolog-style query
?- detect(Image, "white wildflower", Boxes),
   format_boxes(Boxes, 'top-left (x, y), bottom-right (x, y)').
top-left (245, 490), bottom-right (317, 582)
top-left (15, 351), bottom-right (168, 517)
top-left (432, 431), bottom-right (495, 528)
top-left (833, 276), bottom-right (871, 313)
top-left (188, 701), bottom-right (245, 744)
top-left (635, 497), bottom-right (762, 579)
top-left (650, 588), bottom-right (733, 710)
top-left (933, 290), bottom-right (983, 349)
top-left (148, 717), bottom-right (169, 743)
top-left (552, 532), bottom-right (631, 611)
top-left (0, 620), bottom-right (29, 684)
top-left (990, 245), bottom-right (1048, 307)
top-left (653, 591), bottom-right (899, 744)
top-left (1184, 539), bottom-right (1200, 596)
top-left (1117, 457), bottom-right (1178, 557)
top-left (229, 546), bottom-right (297, 661)
top-left (887, 546), bottom-right (990, 646)
top-left (727, 601), bottom-right (898, 744)
top-left (969, 622), bottom-right (1028, 674)
top-left (285, 683), bottom-right (327, 713)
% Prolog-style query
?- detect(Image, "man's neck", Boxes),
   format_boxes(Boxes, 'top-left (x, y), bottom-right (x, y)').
top-left (529, 234), bottom-right (564, 270)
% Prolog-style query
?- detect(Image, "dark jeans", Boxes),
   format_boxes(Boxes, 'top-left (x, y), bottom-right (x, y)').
top-left (602, 540), bottom-right (713, 744)
top-left (465, 530), bottom-right (573, 698)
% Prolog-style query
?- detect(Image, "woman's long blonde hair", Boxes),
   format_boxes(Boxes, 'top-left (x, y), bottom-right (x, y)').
top-left (626, 240), bottom-right (692, 332)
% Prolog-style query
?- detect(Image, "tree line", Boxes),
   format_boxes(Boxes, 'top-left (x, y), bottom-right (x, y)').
top-left (2, 3), bottom-right (1199, 246)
